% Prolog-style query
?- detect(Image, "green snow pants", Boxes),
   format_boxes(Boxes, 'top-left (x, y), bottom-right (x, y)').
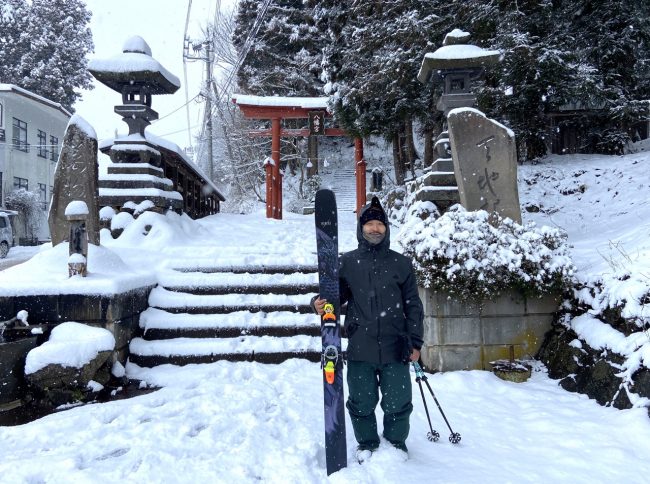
top-left (346, 360), bottom-right (413, 452)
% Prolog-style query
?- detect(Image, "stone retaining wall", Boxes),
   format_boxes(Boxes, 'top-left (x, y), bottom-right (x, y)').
top-left (0, 285), bottom-right (153, 365)
top-left (419, 288), bottom-right (559, 371)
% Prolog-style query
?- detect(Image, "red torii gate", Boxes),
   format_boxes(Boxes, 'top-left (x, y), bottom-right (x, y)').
top-left (232, 94), bottom-right (367, 219)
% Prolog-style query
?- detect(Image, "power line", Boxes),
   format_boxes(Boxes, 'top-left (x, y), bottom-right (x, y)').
top-left (182, 0), bottom-right (194, 150)
top-left (153, 93), bottom-right (201, 123)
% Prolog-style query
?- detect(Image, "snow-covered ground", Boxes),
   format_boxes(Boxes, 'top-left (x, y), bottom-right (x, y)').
top-left (2, 147), bottom-right (650, 482)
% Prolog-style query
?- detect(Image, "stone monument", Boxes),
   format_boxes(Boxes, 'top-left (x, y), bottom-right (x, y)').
top-left (48, 115), bottom-right (100, 246)
top-left (448, 108), bottom-right (522, 223)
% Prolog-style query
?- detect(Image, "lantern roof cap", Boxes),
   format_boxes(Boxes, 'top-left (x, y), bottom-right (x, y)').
top-left (88, 36), bottom-right (180, 94)
top-left (418, 30), bottom-right (501, 83)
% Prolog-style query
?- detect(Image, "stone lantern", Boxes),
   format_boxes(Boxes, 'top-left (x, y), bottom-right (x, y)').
top-left (88, 36), bottom-right (183, 213)
top-left (419, 29), bottom-right (500, 115)
top-left (418, 29), bottom-right (500, 172)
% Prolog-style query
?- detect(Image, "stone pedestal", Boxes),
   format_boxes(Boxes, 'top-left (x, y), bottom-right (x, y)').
top-left (419, 288), bottom-right (559, 371)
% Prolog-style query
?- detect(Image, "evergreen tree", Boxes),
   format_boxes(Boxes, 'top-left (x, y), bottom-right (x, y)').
top-left (461, 0), bottom-right (580, 161)
top-left (233, 0), bottom-right (323, 96)
top-left (319, 1), bottom-right (444, 183)
top-left (561, 0), bottom-right (650, 153)
top-left (0, 0), bottom-right (94, 111)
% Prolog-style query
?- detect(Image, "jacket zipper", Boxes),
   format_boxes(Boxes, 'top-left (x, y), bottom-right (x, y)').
top-left (373, 250), bottom-right (382, 363)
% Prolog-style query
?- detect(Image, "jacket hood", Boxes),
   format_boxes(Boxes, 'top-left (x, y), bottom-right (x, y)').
top-left (357, 197), bottom-right (390, 252)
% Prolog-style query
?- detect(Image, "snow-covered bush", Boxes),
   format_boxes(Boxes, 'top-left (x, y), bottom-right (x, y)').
top-left (400, 206), bottom-right (575, 301)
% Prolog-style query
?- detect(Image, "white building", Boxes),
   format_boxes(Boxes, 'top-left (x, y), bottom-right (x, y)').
top-left (0, 84), bottom-right (71, 242)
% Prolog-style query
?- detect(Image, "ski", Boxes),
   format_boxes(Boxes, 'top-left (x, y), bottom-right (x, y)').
top-left (314, 189), bottom-right (347, 475)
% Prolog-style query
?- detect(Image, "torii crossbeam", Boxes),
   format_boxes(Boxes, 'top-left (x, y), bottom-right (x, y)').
top-left (232, 94), bottom-right (367, 219)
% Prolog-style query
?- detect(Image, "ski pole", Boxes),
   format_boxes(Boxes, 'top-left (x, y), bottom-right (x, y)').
top-left (414, 369), bottom-right (440, 442)
top-left (412, 361), bottom-right (461, 444)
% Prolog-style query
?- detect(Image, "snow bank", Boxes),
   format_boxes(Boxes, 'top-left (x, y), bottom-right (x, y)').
top-left (25, 322), bottom-right (115, 374)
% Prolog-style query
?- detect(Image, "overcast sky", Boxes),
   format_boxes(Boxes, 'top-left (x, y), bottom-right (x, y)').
top-left (75, 0), bottom-right (237, 151)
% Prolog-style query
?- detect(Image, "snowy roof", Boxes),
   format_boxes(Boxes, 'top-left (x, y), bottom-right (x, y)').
top-left (0, 84), bottom-right (72, 117)
top-left (88, 36), bottom-right (180, 95)
top-left (232, 94), bottom-right (329, 110)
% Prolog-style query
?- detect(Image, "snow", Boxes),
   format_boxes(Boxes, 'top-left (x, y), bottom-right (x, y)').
top-left (122, 35), bottom-right (152, 56)
top-left (424, 44), bottom-right (501, 61)
top-left (447, 107), bottom-right (516, 138)
top-left (232, 93), bottom-right (329, 109)
top-left (67, 113), bottom-right (97, 139)
top-left (65, 200), bottom-right (89, 217)
top-left (3, 144), bottom-right (650, 480)
top-left (88, 49), bottom-right (180, 90)
top-left (1, 360), bottom-right (649, 482)
top-left (24, 322), bottom-right (115, 374)
top-left (98, 187), bottom-right (183, 200)
top-left (0, 243), bottom-right (154, 296)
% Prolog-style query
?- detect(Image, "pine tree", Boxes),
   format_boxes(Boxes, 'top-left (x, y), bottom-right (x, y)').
top-left (319, 1), bottom-right (444, 182)
top-left (233, 0), bottom-right (323, 96)
top-left (460, 0), bottom-right (580, 161)
top-left (561, 0), bottom-right (650, 153)
top-left (0, 0), bottom-right (94, 111)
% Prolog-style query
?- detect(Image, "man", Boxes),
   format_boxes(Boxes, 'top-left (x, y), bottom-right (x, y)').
top-left (312, 196), bottom-right (424, 462)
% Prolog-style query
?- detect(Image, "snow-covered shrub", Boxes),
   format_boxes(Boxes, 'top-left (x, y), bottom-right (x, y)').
top-left (400, 206), bottom-right (575, 301)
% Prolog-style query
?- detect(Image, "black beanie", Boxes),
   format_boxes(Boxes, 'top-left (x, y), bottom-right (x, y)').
top-left (360, 196), bottom-right (387, 226)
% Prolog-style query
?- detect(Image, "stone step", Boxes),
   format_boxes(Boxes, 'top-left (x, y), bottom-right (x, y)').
top-left (98, 175), bottom-right (173, 191)
top-left (148, 286), bottom-right (317, 314)
top-left (168, 262), bottom-right (318, 275)
top-left (415, 186), bottom-right (460, 202)
top-left (139, 307), bottom-right (321, 340)
top-left (157, 270), bottom-right (319, 295)
top-left (419, 171), bottom-right (457, 187)
top-left (107, 163), bottom-right (164, 176)
top-left (128, 335), bottom-right (323, 367)
top-left (162, 284), bottom-right (320, 296)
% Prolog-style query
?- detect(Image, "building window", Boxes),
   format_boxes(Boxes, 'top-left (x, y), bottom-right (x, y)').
top-left (0, 102), bottom-right (3, 126)
top-left (12, 118), bottom-right (28, 152)
top-left (0, 172), bottom-right (3, 206)
top-left (37, 130), bottom-right (47, 158)
top-left (50, 135), bottom-right (59, 161)
top-left (38, 183), bottom-right (47, 210)
top-left (13, 177), bottom-right (28, 191)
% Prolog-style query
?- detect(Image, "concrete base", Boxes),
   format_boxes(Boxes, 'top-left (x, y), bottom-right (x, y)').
top-left (419, 288), bottom-right (559, 371)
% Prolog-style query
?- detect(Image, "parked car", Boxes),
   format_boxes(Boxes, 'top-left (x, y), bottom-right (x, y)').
top-left (0, 210), bottom-right (16, 258)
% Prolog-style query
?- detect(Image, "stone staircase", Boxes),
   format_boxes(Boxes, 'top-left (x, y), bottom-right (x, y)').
top-left (128, 262), bottom-right (325, 367)
top-left (321, 167), bottom-right (358, 212)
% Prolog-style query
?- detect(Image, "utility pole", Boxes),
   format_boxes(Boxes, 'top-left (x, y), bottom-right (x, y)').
top-left (205, 41), bottom-right (214, 181)
top-left (184, 35), bottom-right (215, 181)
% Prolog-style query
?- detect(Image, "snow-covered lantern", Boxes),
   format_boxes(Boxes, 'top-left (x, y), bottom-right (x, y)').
top-left (418, 29), bottom-right (500, 116)
top-left (88, 36), bottom-right (181, 137)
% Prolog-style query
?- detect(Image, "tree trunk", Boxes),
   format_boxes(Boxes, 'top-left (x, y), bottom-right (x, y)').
top-left (405, 117), bottom-right (418, 178)
top-left (392, 131), bottom-right (406, 185)
top-left (423, 127), bottom-right (434, 168)
top-left (308, 135), bottom-right (318, 176)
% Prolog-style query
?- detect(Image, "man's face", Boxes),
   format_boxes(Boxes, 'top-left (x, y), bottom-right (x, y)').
top-left (362, 220), bottom-right (386, 245)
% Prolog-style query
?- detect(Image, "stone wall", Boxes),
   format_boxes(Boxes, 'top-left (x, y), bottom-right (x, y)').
top-left (419, 288), bottom-right (559, 371)
top-left (0, 286), bottom-right (153, 365)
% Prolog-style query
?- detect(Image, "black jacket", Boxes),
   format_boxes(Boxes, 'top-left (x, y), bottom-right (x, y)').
top-left (339, 209), bottom-right (424, 364)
